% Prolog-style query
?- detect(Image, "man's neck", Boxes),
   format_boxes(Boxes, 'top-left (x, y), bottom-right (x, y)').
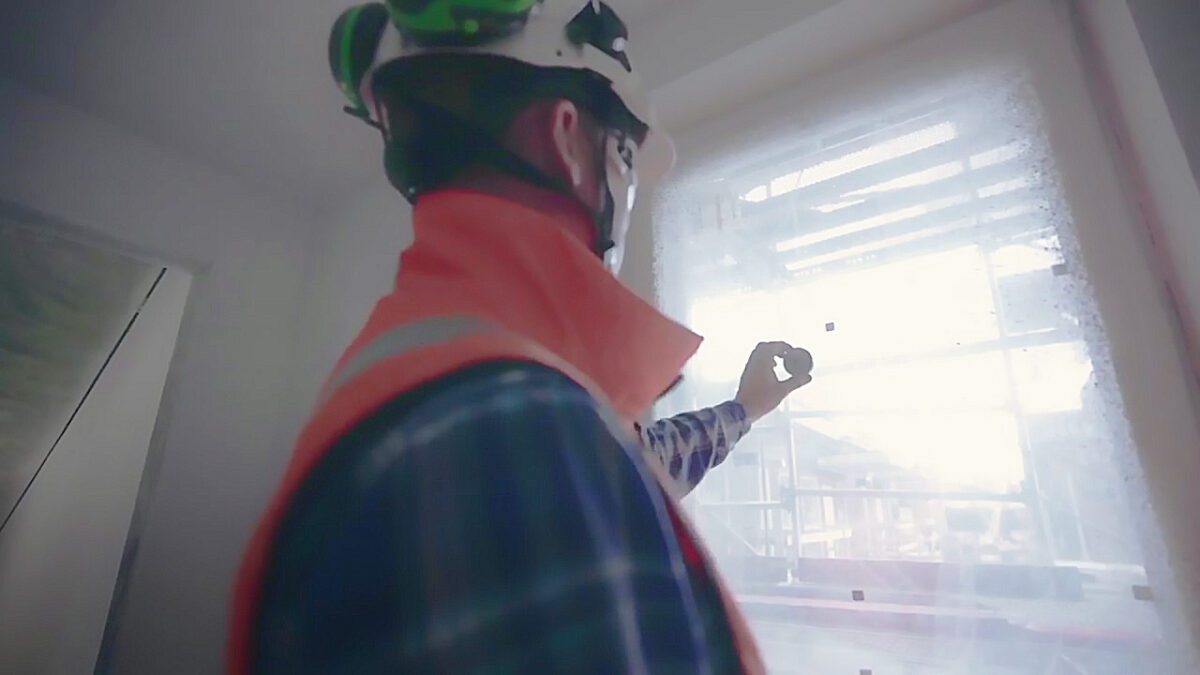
top-left (445, 173), bottom-right (597, 251)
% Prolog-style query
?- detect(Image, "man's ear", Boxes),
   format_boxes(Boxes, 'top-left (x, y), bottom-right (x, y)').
top-left (550, 99), bottom-right (585, 188)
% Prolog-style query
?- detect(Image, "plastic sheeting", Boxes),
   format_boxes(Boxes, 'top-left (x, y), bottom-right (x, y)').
top-left (655, 46), bottom-right (1182, 675)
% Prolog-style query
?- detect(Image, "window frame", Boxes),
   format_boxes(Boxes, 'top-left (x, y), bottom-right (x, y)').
top-left (653, 0), bottom-right (1200, 668)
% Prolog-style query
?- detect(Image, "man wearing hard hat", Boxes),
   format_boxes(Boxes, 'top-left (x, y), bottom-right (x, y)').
top-left (230, 2), bottom-right (810, 672)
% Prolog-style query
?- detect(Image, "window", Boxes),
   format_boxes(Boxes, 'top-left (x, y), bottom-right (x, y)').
top-left (0, 221), bottom-right (161, 519)
top-left (655, 7), bottom-right (1189, 673)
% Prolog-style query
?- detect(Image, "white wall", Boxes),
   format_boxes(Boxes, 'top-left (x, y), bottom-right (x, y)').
top-left (1067, 0), bottom-right (1200, 651)
top-left (636, 0), bottom-right (841, 88)
top-left (649, 0), bottom-right (994, 134)
top-left (0, 78), bottom-right (318, 674)
top-left (292, 176), bottom-right (413, 406)
top-left (1071, 0), bottom-right (1200, 392)
top-left (1124, 0), bottom-right (1200, 184)
top-left (0, 269), bottom-right (190, 675)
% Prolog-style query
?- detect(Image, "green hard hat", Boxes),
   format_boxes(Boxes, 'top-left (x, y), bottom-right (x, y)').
top-left (329, 0), bottom-right (675, 184)
top-left (386, 0), bottom-right (540, 43)
top-left (328, 0), bottom-right (674, 270)
top-left (329, 3), bottom-right (391, 115)
top-left (330, 0), bottom-right (539, 117)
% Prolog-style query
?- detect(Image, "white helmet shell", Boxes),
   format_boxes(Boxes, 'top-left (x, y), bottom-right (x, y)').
top-left (359, 0), bottom-right (675, 182)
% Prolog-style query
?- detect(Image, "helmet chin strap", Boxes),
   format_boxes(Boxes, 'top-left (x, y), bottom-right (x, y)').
top-left (384, 94), bottom-right (633, 265)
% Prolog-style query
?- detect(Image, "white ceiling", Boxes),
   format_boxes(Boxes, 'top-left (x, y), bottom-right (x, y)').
top-left (0, 1), bottom-right (682, 212)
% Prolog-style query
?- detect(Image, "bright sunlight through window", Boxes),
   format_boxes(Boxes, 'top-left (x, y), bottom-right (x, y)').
top-left (657, 71), bottom-right (1166, 674)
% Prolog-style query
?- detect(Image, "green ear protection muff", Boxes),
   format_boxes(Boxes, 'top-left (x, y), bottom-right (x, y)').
top-left (329, 3), bottom-right (391, 121)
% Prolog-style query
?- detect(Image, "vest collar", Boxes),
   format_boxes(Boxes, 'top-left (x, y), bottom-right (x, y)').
top-left (398, 189), bottom-right (701, 419)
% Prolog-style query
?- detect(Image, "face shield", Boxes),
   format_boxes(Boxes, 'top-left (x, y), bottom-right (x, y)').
top-left (602, 131), bottom-right (638, 274)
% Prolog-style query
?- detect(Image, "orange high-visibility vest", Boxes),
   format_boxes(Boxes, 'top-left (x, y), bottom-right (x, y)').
top-left (228, 191), bottom-right (765, 674)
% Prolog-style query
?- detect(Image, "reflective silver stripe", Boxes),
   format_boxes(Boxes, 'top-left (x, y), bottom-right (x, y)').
top-left (321, 315), bottom-right (494, 402)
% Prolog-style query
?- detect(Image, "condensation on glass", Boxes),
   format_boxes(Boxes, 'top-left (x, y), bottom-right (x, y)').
top-left (656, 70), bottom-right (1172, 674)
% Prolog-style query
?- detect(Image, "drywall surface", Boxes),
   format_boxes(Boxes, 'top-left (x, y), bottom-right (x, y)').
top-left (0, 77), bottom-right (316, 674)
top-left (636, 0), bottom-right (840, 88)
top-left (0, 270), bottom-right (190, 675)
top-left (1074, 0), bottom-right (1200, 380)
top-left (292, 177), bottom-right (413, 406)
top-left (1069, 0), bottom-right (1200, 652)
top-left (650, 0), bottom-right (993, 134)
top-left (1125, 0), bottom-right (1200, 186)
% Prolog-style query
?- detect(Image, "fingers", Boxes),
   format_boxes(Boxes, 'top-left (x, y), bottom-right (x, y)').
top-left (753, 341), bottom-right (794, 358)
top-left (781, 374), bottom-right (812, 393)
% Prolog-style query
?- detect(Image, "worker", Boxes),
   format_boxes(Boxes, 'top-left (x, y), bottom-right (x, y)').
top-left (228, 1), bottom-right (811, 673)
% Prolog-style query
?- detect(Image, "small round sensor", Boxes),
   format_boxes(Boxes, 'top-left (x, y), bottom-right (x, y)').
top-left (783, 347), bottom-right (814, 377)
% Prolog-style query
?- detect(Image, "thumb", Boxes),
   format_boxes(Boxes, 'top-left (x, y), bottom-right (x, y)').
top-left (780, 374), bottom-right (812, 393)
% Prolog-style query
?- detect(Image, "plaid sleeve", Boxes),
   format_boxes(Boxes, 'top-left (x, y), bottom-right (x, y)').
top-left (255, 365), bottom-right (733, 674)
top-left (636, 401), bottom-right (752, 497)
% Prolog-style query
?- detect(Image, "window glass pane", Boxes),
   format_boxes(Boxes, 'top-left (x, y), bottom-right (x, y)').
top-left (659, 70), bottom-right (1170, 673)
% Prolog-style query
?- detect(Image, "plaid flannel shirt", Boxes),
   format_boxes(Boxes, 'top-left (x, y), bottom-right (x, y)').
top-left (254, 362), bottom-right (750, 674)
top-left (636, 400), bottom-right (751, 497)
